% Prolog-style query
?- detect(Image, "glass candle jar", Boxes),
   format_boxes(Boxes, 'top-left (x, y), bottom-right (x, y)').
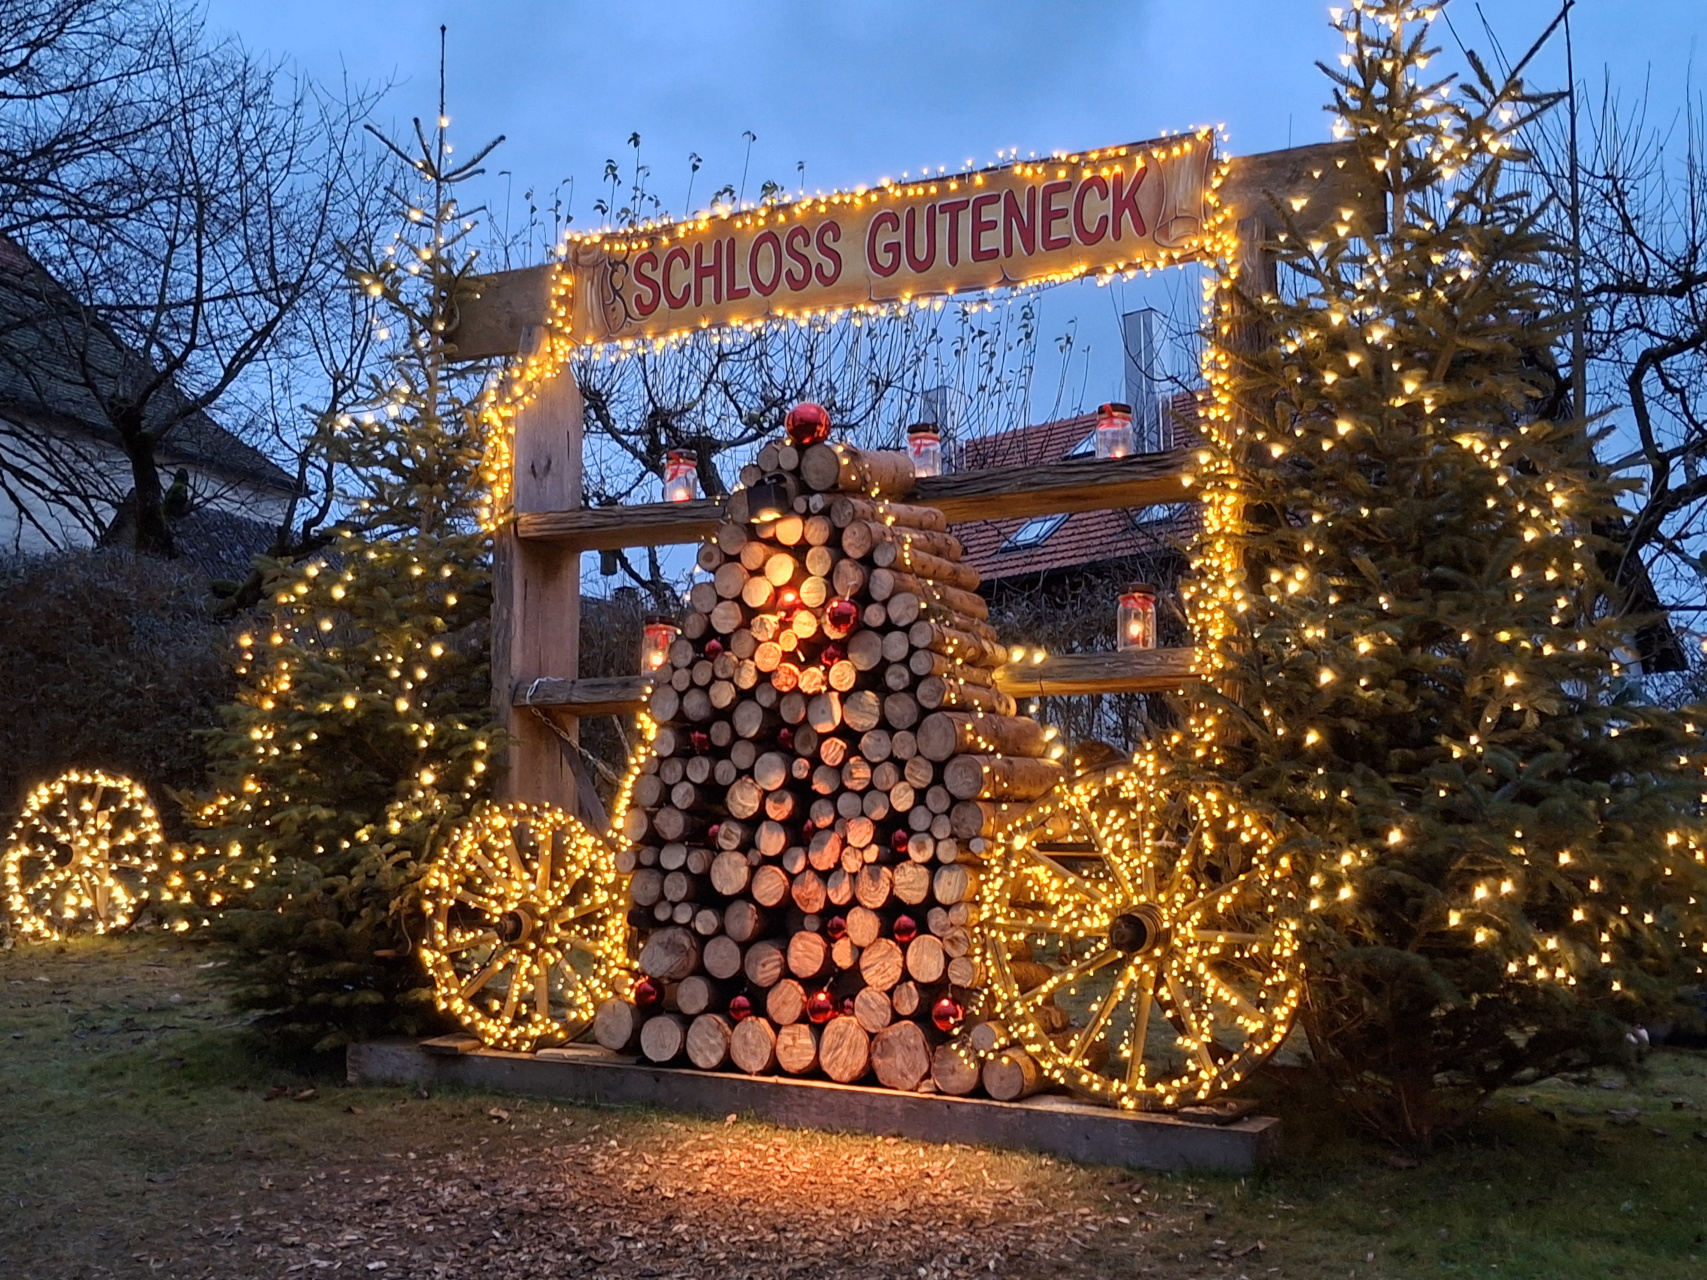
top-left (641, 617), bottom-right (679, 673)
top-left (663, 449), bottom-right (699, 503)
top-left (1094, 402), bottom-right (1135, 460)
top-left (906, 423), bottom-right (942, 477)
top-left (1117, 585), bottom-right (1157, 651)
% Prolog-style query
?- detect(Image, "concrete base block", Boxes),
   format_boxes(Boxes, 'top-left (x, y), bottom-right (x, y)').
top-left (348, 1039), bottom-right (1280, 1173)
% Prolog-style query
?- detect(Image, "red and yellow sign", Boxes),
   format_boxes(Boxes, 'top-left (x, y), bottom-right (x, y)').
top-left (557, 131), bottom-right (1219, 348)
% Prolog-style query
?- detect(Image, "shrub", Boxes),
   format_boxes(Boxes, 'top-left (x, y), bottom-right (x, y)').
top-left (0, 550), bottom-right (231, 833)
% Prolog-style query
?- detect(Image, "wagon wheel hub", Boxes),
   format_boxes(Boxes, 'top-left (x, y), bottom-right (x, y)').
top-left (1109, 903), bottom-right (1168, 955)
top-left (496, 905), bottom-right (537, 945)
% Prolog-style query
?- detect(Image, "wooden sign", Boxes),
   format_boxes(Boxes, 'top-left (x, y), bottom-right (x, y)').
top-left (555, 132), bottom-right (1217, 348)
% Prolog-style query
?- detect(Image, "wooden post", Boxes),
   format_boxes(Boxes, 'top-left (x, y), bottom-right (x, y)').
top-left (492, 335), bottom-right (599, 822)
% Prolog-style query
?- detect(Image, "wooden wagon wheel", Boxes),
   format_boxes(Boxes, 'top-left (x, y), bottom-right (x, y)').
top-left (421, 802), bottom-right (628, 1051)
top-left (3, 769), bottom-right (164, 940)
top-left (980, 760), bottom-right (1303, 1110)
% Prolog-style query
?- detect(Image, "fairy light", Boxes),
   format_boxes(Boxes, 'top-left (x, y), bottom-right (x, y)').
top-left (478, 130), bottom-right (1220, 530)
top-left (1171, 0), bottom-right (1707, 1015)
top-left (979, 754), bottom-right (1302, 1110)
top-left (3, 770), bottom-right (164, 939)
top-left (420, 800), bottom-right (630, 1051)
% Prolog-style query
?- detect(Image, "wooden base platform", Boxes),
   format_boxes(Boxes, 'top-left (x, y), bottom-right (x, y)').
top-left (347, 1039), bottom-right (1281, 1173)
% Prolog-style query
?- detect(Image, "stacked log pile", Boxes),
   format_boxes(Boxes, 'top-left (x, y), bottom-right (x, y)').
top-left (595, 429), bottom-right (1062, 1098)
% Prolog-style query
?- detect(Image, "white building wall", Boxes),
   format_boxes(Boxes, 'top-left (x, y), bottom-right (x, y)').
top-left (0, 414), bottom-right (292, 557)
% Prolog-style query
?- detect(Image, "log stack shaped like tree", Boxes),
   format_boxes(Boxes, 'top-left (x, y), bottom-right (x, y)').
top-left (598, 433), bottom-right (1061, 1096)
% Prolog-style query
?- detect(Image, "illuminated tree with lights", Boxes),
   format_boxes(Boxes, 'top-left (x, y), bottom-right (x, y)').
top-left (1189, 0), bottom-right (1707, 1144)
top-left (196, 114), bottom-right (504, 1049)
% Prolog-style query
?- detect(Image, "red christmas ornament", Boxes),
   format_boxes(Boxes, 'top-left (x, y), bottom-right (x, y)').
top-left (893, 914), bottom-right (918, 944)
top-left (706, 823), bottom-right (721, 844)
top-left (634, 977), bottom-right (662, 1009)
top-left (785, 401), bottom-right (831, 446)
top-left (840, 996), bottom-right (857, 1017)
top-left (806, 989), bottom-right (837, 1023)
top-left (778, 727), bottom-right (795, 750)
top-left (729, 994), bottom-right (753, 1022)
top-left (690, 730), bottom-right (710, 753)
top-left (891, 828), bottom-right (911, 852)
top-left (819, 643), bottom-right (844, 668)
top-left (826, 914), bottom-right (847, 940)
top-left (824, 598), bottom-right (859, 636)
top-left (931, 996), bottom-right (964, 1033)
top-left (703, 637), bottom-right (724, 659)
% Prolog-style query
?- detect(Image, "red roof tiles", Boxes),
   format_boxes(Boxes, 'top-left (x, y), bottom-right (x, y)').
top-left (953, 395), bottom-right (1202, 584)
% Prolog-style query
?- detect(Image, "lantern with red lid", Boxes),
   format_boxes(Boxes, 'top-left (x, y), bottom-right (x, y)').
top-left (640, 616), bottom-right (679, 673)
top-left (1117, 584), bottom-right (1158, 651)
top-left (663, 448), bottom-right (699, 503)
top-left (905, 422), bottom-right (942, 477)
top-left (1094, 402), bottom-right (1135, 460)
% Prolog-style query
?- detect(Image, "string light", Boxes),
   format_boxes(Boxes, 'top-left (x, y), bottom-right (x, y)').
top-left (3, 770), bottom-right (164, 939)
top-left (420, 801), bottom-right (630, 1051)
top-left (477, 130), bottom-right (1221, 530)
top-left (981, 756), bottom-right (1302, 1109)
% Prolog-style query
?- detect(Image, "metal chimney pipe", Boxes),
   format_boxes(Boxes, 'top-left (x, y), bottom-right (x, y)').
top-left (1121, 308), bottom-right (1163, 451)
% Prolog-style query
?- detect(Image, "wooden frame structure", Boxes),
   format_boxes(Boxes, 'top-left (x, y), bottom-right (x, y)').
top-left (473, 141), bottom-right (1379, 822)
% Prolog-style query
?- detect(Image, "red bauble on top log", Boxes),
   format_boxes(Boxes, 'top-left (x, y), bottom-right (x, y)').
top-left (785, 401), bottom-right (832, 446)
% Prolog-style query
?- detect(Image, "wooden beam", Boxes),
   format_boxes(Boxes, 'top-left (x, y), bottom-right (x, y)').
top-left (518, 673), bottom-right (657, 718)
top-left (517, 498), bottom-right (723, 551)
top-left (922, 448), bottom-right (1192, 525)
top-left (516, 448), bottom-right (1194, 550)
top-left (494, 367), bottom-right (590, 819)
top-left (449, 143), bottom-right (1378, 361)
top-left (516, 647), bottom-right (1198, 717)
top-left (1217, 139), bottom-right (1385, 237)
top-left (450, 264), bottom-right (553, 362)
top-left (993, 647), bottom-right (1198, 699)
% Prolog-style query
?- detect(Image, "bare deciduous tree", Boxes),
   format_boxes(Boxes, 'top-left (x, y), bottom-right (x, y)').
top-left (0, 0), bottom-right (390, 559)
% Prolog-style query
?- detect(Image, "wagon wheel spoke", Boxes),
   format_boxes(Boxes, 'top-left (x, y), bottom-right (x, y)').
top-left (454, 889), bottom-right (508, 916)
top-left (534, 841), bottom-right (553, 899)
top-left (1204, 970), bottom-right (1265, 1023)
top-left (984, 913), bottom-right (1106, 942)
top-left (461, 950), bottom-right (511, 1000)
top-left (1181, 866), bottom-right (1264, 918)
top-left (534, 958), bottom-right (552, 1020)
top-left (442, 930), bottom-right (500, 954)
top-left (1081, 801), bottom-right (1141, 903)
top-left (23, 862), bottom-right (74, 898)
top-left (1070, 959), bottom-right (1139, 1061)
top-left (1024, 848), bottom-right (1112, 908)
top-left (1163, 969), bottom-right (1221, 1078)
top-left (1028, 945), bottom-right (1121, 1006)
top-left (465, 846), bottom-right (509, 889)
top-left (550, 898), bottom-right (607, 925)
top-left (499, 964), bottom-right (526, 1021)
top-left (1190, 928), bottom-right (1261, 945)
top-left (502, 829), bottom-right (528, 883)
top-left (560, 930), bottom-right (606, 955)
top-left (1126, 969), bottom-right (1159, 1088)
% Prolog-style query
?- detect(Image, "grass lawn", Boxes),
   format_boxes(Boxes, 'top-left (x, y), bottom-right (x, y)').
top-left (1, 935), bottom-right (1703, 1279)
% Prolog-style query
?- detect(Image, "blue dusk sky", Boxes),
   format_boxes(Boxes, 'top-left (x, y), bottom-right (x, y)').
top-left (204, 0), bottom-right (1701, 406)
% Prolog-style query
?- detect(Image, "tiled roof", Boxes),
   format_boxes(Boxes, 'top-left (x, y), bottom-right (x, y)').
top-left (0, 236), bottom-right (296, 493)
top-left (955, 395), bottom-right (1203, 583)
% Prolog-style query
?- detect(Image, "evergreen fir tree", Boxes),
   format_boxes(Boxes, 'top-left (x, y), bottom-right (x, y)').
top-left (1186, 0), bottom-right (1707, 1144)
top-left (196, 116), bottom-right (504, 1050)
